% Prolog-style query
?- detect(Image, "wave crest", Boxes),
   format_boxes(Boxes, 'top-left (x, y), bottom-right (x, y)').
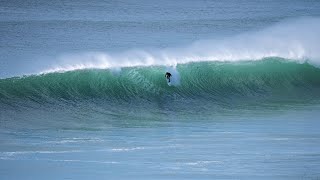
top-left (40, 17), bottom-right (320, 74)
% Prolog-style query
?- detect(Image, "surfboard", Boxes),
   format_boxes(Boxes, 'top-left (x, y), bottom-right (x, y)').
top-left (166, 78), bottom-right (172, 86)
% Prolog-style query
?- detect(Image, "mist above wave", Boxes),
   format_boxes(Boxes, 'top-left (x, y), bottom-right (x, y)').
top-left (37, 17), bottom-right (320, 75)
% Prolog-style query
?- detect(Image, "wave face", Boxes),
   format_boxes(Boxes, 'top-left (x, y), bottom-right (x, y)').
top-left (1, 58), bottom-right (320, 111)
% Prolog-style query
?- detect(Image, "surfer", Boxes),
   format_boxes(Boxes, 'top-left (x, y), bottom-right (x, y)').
top-left (165, 72), bottom-right (172, 82)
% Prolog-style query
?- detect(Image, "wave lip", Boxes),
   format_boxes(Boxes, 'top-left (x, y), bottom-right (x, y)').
top-left (1, 17), bottom-right (319, 79)
top-left (35, 17), bottom-right (320, 75)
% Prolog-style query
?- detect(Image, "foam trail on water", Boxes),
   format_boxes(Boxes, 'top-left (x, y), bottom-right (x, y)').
top-left (39, 17), bottom-right (320, 75)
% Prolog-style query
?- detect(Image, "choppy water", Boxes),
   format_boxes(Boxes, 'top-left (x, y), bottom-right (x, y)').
top-left (1, 0), bottom-right (320, 179)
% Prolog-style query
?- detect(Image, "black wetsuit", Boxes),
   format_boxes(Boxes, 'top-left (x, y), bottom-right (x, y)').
top-left (165, 72), bottom-right (172, 82)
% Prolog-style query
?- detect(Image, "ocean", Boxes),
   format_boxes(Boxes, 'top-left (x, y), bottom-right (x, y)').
top-left (1, 0), bottom-right (320, 179)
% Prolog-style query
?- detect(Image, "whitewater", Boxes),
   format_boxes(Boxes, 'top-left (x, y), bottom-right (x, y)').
top-left (36, 17), bottom-right (320, 75)
top-left (1, 0), bottom-right (320, 179)
top-left (1, 17), bottom-right (318, 76)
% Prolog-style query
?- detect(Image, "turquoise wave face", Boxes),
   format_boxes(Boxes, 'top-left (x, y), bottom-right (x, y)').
top-left (1, 58), bottom-right (320, 109)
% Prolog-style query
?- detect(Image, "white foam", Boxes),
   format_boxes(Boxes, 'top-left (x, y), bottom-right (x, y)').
top-left (0, 150), bottom-right (83, 156)
top-left (183, 160), bottom-right (222, 166)
top-left (43, 159), bottom-right (119, 164)
top-left (40, 17), bottom-right (320, 74)
top-left (111, 147), bottom-right (146, 152)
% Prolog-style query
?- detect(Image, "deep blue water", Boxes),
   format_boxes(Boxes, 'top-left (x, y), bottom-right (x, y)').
top-left (1, 0), bottom-right (320, 179)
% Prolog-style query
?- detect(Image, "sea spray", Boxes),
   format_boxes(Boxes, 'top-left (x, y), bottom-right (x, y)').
top-left (34, 17), bottom-right (320, 76)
